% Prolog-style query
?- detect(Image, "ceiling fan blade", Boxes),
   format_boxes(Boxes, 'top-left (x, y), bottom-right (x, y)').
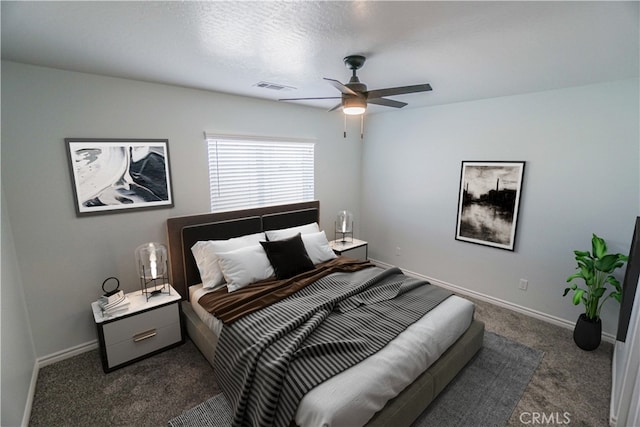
top-left (279, 96), bottom-right (341, 101)
top-left (328, 103), bottom-right (343, 112)
top-left (366, 83), bottom-right (432, 99)
top-left (323, 78), bottom-right (358, 96)
top-left (367, 97), bottom-right (407, 108)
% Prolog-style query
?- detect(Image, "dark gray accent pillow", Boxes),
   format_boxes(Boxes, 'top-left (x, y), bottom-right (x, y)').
top-left (260, 233), bottom-right (314, 280)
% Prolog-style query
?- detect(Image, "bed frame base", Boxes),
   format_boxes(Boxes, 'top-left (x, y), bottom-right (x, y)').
top-left (182, 302), bottom-right (219, 367)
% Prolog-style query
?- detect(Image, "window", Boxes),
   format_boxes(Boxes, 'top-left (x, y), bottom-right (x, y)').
top-left (205, 134), bottom-right (315, 212)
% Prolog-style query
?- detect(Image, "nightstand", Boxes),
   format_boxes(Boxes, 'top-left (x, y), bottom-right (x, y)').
top-left (91, 285), bottom-right (184, 373)
top-left (329, 238), bottom-right (368, 260)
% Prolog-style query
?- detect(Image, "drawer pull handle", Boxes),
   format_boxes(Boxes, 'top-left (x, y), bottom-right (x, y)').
top-left (133, 329), bottom-right (157, 342)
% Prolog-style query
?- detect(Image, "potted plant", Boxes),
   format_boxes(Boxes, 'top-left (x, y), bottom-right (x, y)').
top-left (563, 233), bottom-right (628, 350)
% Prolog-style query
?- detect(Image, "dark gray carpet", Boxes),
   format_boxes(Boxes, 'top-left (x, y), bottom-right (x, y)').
top-left (169, 331), bottom-right (543, 427)
top-left (29, 340), bottom-right (220, 427)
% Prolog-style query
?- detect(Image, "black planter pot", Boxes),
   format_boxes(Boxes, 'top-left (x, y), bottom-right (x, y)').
top-left (573, 313), bottom-right (602, 351)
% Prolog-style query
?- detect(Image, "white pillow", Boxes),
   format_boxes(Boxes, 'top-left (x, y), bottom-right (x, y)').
top-left (191, 232), bottom-right (266, 290)
top-left (216, 244), bottom-right (274, 292)
top-left (265, 222), bottom-right (320, 241)
top-left (301, 231), bottom-right (337, 265)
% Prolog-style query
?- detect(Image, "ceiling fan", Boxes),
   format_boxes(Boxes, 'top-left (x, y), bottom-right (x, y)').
top-left (279, 55), bottom-right (432, 115)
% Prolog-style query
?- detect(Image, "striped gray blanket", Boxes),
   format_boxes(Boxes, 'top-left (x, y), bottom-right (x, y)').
top-left (214, 266), bottom-right (452, 427)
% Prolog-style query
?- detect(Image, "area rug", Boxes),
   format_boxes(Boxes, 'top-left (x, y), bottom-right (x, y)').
top-left (412, 331), bottom-right (543, 426)
top-left (168, 331), bottom-right (543, 427)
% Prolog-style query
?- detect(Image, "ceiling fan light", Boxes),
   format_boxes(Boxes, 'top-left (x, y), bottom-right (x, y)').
top-left (343, 97), bottom-right (367, 115)
top-left (343, 106), bottom-right (366, 115)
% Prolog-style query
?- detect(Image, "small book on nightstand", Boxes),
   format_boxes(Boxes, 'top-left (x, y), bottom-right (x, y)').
top-left (97, 291), bottom-right (130, 316)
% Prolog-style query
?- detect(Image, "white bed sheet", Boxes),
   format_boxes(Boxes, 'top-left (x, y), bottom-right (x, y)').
top-left (189, 283), bottom-right (474, 427)
top-left (189, 284), bottom-right (224, 337)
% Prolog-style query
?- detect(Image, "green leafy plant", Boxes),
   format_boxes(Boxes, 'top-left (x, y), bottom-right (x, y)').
top-left (563, 234), bottom-right (628, 320)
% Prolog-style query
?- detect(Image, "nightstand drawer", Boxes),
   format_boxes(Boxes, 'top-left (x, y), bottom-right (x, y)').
top-left (103, 303), bottom-right (179, 345)
top-left (106, 321), bottom-right (181, 368)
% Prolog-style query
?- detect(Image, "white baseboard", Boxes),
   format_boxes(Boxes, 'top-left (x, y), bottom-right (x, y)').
top-left (21, 362), bottom-right (39, 427)
top-left (36, 339), bottom-right (98, 368)
top-left (370, 258), bottom-right (616, 344)
top-left (22, 339), bottom-right (98, 426)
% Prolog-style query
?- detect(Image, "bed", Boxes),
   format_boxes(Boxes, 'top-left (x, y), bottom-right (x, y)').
top-left (166, 201), bottom-right (484, 426)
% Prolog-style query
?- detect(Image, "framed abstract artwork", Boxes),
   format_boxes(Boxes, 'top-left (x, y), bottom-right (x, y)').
top-left (65, 138), bottom-right (174, 216)
top-left (455, 161), bottom-right (525, 251)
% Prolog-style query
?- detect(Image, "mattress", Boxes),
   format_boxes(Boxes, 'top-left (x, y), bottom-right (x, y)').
top-left (189, 280), bottom-right (474, 427)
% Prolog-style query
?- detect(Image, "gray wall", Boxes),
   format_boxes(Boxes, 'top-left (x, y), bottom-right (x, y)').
top-left (362, 79), bottom-right (640, 336)
top-left (1, 61), bottom-right (363, 358)
top-left (1, 188), bottom-right (37, 427)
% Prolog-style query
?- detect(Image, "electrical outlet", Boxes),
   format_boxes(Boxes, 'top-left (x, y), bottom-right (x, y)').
top-left (395, 246), bottom-right (401, 257)
top-left (519, 279), bottom-right (528, 291)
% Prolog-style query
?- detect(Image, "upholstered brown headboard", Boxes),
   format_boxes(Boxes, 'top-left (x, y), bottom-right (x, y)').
top-left (166, 201), bottom-right (320, 299)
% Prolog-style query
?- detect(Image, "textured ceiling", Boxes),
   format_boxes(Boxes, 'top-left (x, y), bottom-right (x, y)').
top-left (2, 1), bottom-right (638, 113)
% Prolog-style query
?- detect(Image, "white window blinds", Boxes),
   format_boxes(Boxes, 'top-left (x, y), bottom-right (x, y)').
top-left (206, 134), bottom-right (315, 212)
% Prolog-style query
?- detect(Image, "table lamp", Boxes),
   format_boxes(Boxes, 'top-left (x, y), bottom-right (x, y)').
top-left (135, 242), bottom-right (170, 300)
top-left (335, 210), bottom-right (354, 243)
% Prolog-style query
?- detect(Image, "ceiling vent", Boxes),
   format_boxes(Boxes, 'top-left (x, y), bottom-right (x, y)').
top-left (254, 81), bottom-right (296, 91)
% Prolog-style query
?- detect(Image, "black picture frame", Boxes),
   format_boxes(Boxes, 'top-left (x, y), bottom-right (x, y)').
top-left (65, 138), bottom-right (174, 216)
top-left (455, 161), bottom-right (526, 251)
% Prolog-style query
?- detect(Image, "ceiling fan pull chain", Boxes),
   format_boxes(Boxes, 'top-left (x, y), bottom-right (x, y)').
top-left (344, 114), bottom-right (347, 138)
top-left (360, 115), bottom-right (364, 140)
